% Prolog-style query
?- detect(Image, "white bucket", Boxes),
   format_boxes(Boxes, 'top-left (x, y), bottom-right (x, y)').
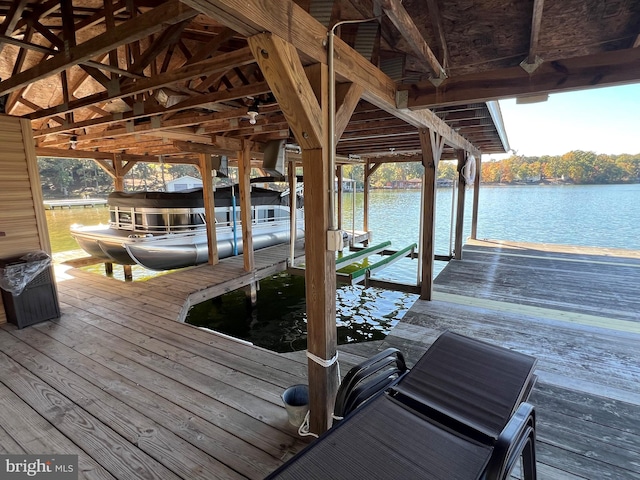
top-left (281, 384), bottom-right (309, 427)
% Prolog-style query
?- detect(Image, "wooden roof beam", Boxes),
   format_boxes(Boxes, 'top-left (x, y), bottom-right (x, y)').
top-left (128, 19), bottom-right (192, 77)
top-left (34, 147), bottom-right (117, 160)
top-left (32, 81), bottom-right (269, 137)
top-left (174, 137), bottom-right (265, 155)
top-left (425, 0), bottom-right (449, 70)
top-left (183, 0), bottom-right (478, 155)
top-left (379, 0), bottom-right (447, 83)
top-left (0, 0), bottom-right (29, 40)
top-left (401, 47), bottom-right (640, 108)
top-left (0, 0), bottom-right (199, 95)
top-left (348, 0), bottom-right (401, 49)
top-left (520, 0), bottom-right (545, 73)
top-left (27, 47), bottom-right (255, 120)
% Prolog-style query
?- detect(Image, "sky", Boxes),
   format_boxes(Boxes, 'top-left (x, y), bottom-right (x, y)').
top-left (485, 83), bottom-right (640, 160)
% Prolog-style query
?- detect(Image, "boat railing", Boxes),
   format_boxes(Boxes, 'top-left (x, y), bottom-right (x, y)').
top-left (109, 206), bottom-right (206, 234)
top-left (109, 204), bottom-right (301, 234)
top-left (214, 205), bottom-right (301, 228)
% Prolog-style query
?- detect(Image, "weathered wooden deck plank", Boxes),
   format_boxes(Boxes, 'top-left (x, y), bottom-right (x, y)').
top-left (16, 324), bottom-right (293, 478)
top-left (57, 287), bottom-right (308, 380)
top-left (56, 301), bottom-right (304, 408)
top-left (435, 240), bottom-right (640, 322)
top-left (0, 382), bottom-right (116, 480)
top-left (0, 351), bottom-right (180, 480)
top-left (27, 319), bottom-right (302, 472)
top-left (4, 238), bottom-right (637, 478)
top-left (5, 323), bottom-right (302, 478)
top-left (355, 240), bottom-right (640, 479)
top-left (0, 329), bottom-right (238, 480)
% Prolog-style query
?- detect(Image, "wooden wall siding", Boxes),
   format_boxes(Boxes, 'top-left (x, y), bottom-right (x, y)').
top-left (0, 115), bottom-right (52, 325)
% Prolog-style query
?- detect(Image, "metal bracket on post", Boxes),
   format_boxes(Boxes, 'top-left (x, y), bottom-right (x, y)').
top-left (519, 55), bottom-right (543, 74)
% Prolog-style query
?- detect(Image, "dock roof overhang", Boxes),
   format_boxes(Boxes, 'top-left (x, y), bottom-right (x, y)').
top-left (3, 0), bottom-right (636, 163)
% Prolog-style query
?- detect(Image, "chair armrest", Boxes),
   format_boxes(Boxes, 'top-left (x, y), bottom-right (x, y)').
top-left (334, 348), bottom-right (407, 420)
top-left (485, 402), bottom-right (537, 480)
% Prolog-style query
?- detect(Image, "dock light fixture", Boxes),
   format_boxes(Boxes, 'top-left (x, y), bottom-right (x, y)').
top-left (247, 99), bottom-right (260, 125)
top-left (70, 135), bottom-right (78, 150)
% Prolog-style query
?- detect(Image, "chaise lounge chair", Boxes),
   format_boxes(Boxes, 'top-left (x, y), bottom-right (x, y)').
top-left (268, 331), bottom-right (538, 480)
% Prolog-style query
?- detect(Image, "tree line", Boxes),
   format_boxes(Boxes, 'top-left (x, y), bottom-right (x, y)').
top-left (38, 157), bottom-right (199, 197)
top-left (480, 151), bottom-right (640, 184)
top-left (38, 149), bottom-right (639, 198)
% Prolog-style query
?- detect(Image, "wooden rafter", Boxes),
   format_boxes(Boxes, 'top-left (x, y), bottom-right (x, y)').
top-left (128, 20), bottom-right (191, 77)
top-left (182, 0), bottom-right (477, 154)
top-left (60, 0), bottom-right (76, 54)
top-left (28, 18), bottom-right (64, 48)
top-left (0, 0), bottom-right (29, 41)
top-left (28, 47), bottom-right (255, 120)
top-left (348, 0), bottom-right (401, 49)
top-left (425, 0), bottom-right (449, 69)
top-left (247, 33), bottom-right (323, 150)
top-left (379, 0), bottom-right (446, 80)
top-left (521, 0), bottom-right (545, 71)
top-left (0, 0), bottom-right (199, 95)
top-left (402, 47), bottom-right (640, 108)
top-left (32, 81), bottom-right (270, 137)
top-left (184, 27), bottom-right (236, 66)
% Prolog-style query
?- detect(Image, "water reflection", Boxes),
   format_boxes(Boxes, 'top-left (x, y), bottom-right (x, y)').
top-left (186, 272), bottom-right (417, 353)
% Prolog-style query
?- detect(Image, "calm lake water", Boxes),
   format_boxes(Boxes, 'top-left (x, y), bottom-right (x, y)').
top-left (45, 183), bottom-right (640, 351)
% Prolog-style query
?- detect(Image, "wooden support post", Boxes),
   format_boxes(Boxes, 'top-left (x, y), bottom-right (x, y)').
top-left (336, 164), bottom-right (343, 231)
top-left (454, 150), bottom-right (467, 260)
top-left (199, 153), bottom-right (219, 265)
top-left (238, 140), bottom-right (254, 272)
top-left (419, 129), bottom-right (444, 300)
top-left (288, 158), bottom-right (298, 265)
top-left (104, 262), bottom-right (113, 276)
top-left (248, 33), bottom-right (336, 433)
top-left (471, 154), bottom-right (481, 240)
top-left (363, 161), bottom-right (370, 246)
top-left (245, 282), bottom-right (258, 308)
top-left (302, 147), bottom-right (337, 434)
top-left (113, 154), bottom-right (124, 191)
top-left (123, 264), bottom-right (132, 281)
top-left (363, 161), bottom-right (382, 246)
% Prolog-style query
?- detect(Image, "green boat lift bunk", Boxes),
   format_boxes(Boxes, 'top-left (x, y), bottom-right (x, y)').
top-left (288, 241), bottom-right (420, 293)
top-left (340, 242), bottom-right (417, 286)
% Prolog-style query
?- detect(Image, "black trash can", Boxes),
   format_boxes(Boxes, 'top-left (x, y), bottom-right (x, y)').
top-left (0, 253), bottom-right (60, 329)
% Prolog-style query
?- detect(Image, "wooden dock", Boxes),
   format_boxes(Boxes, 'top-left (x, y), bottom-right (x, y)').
top-left (0, 243), bottom-right (312, 479)
top-left (1, 238), bottom-right (639, 479)
top-left (55, 240), bottom-right (305, 322)
top-left (335, 239), bottom-right (640, 479)
top-left (43, 198), bottom-right (107, 209)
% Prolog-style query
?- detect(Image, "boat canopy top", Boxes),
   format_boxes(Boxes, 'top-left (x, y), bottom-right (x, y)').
top-left (108, 185), bottom-right (302, 209)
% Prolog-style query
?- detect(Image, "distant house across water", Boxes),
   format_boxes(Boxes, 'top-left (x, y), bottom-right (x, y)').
top-left (390, 178), bottom-right (422, 189)
top-left (166, 175), bottom-right (203, 192)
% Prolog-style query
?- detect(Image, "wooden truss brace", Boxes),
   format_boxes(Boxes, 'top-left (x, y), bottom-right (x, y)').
top-left (379, 0), bottom-right (446, 83)
top-left (28, 47), bottom-right (255, 120)
top-left (182, 0), bottom-right (478, 156)
top-left (520, 0), bottom-right (545, 73)
top-left (33, 81), bottom-right (271, 140)
top-left (0, 0), bottom-right (198, 95)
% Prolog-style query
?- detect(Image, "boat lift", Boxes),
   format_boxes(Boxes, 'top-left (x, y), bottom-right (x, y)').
top-left (289, 240), bottom-right (418, 291)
